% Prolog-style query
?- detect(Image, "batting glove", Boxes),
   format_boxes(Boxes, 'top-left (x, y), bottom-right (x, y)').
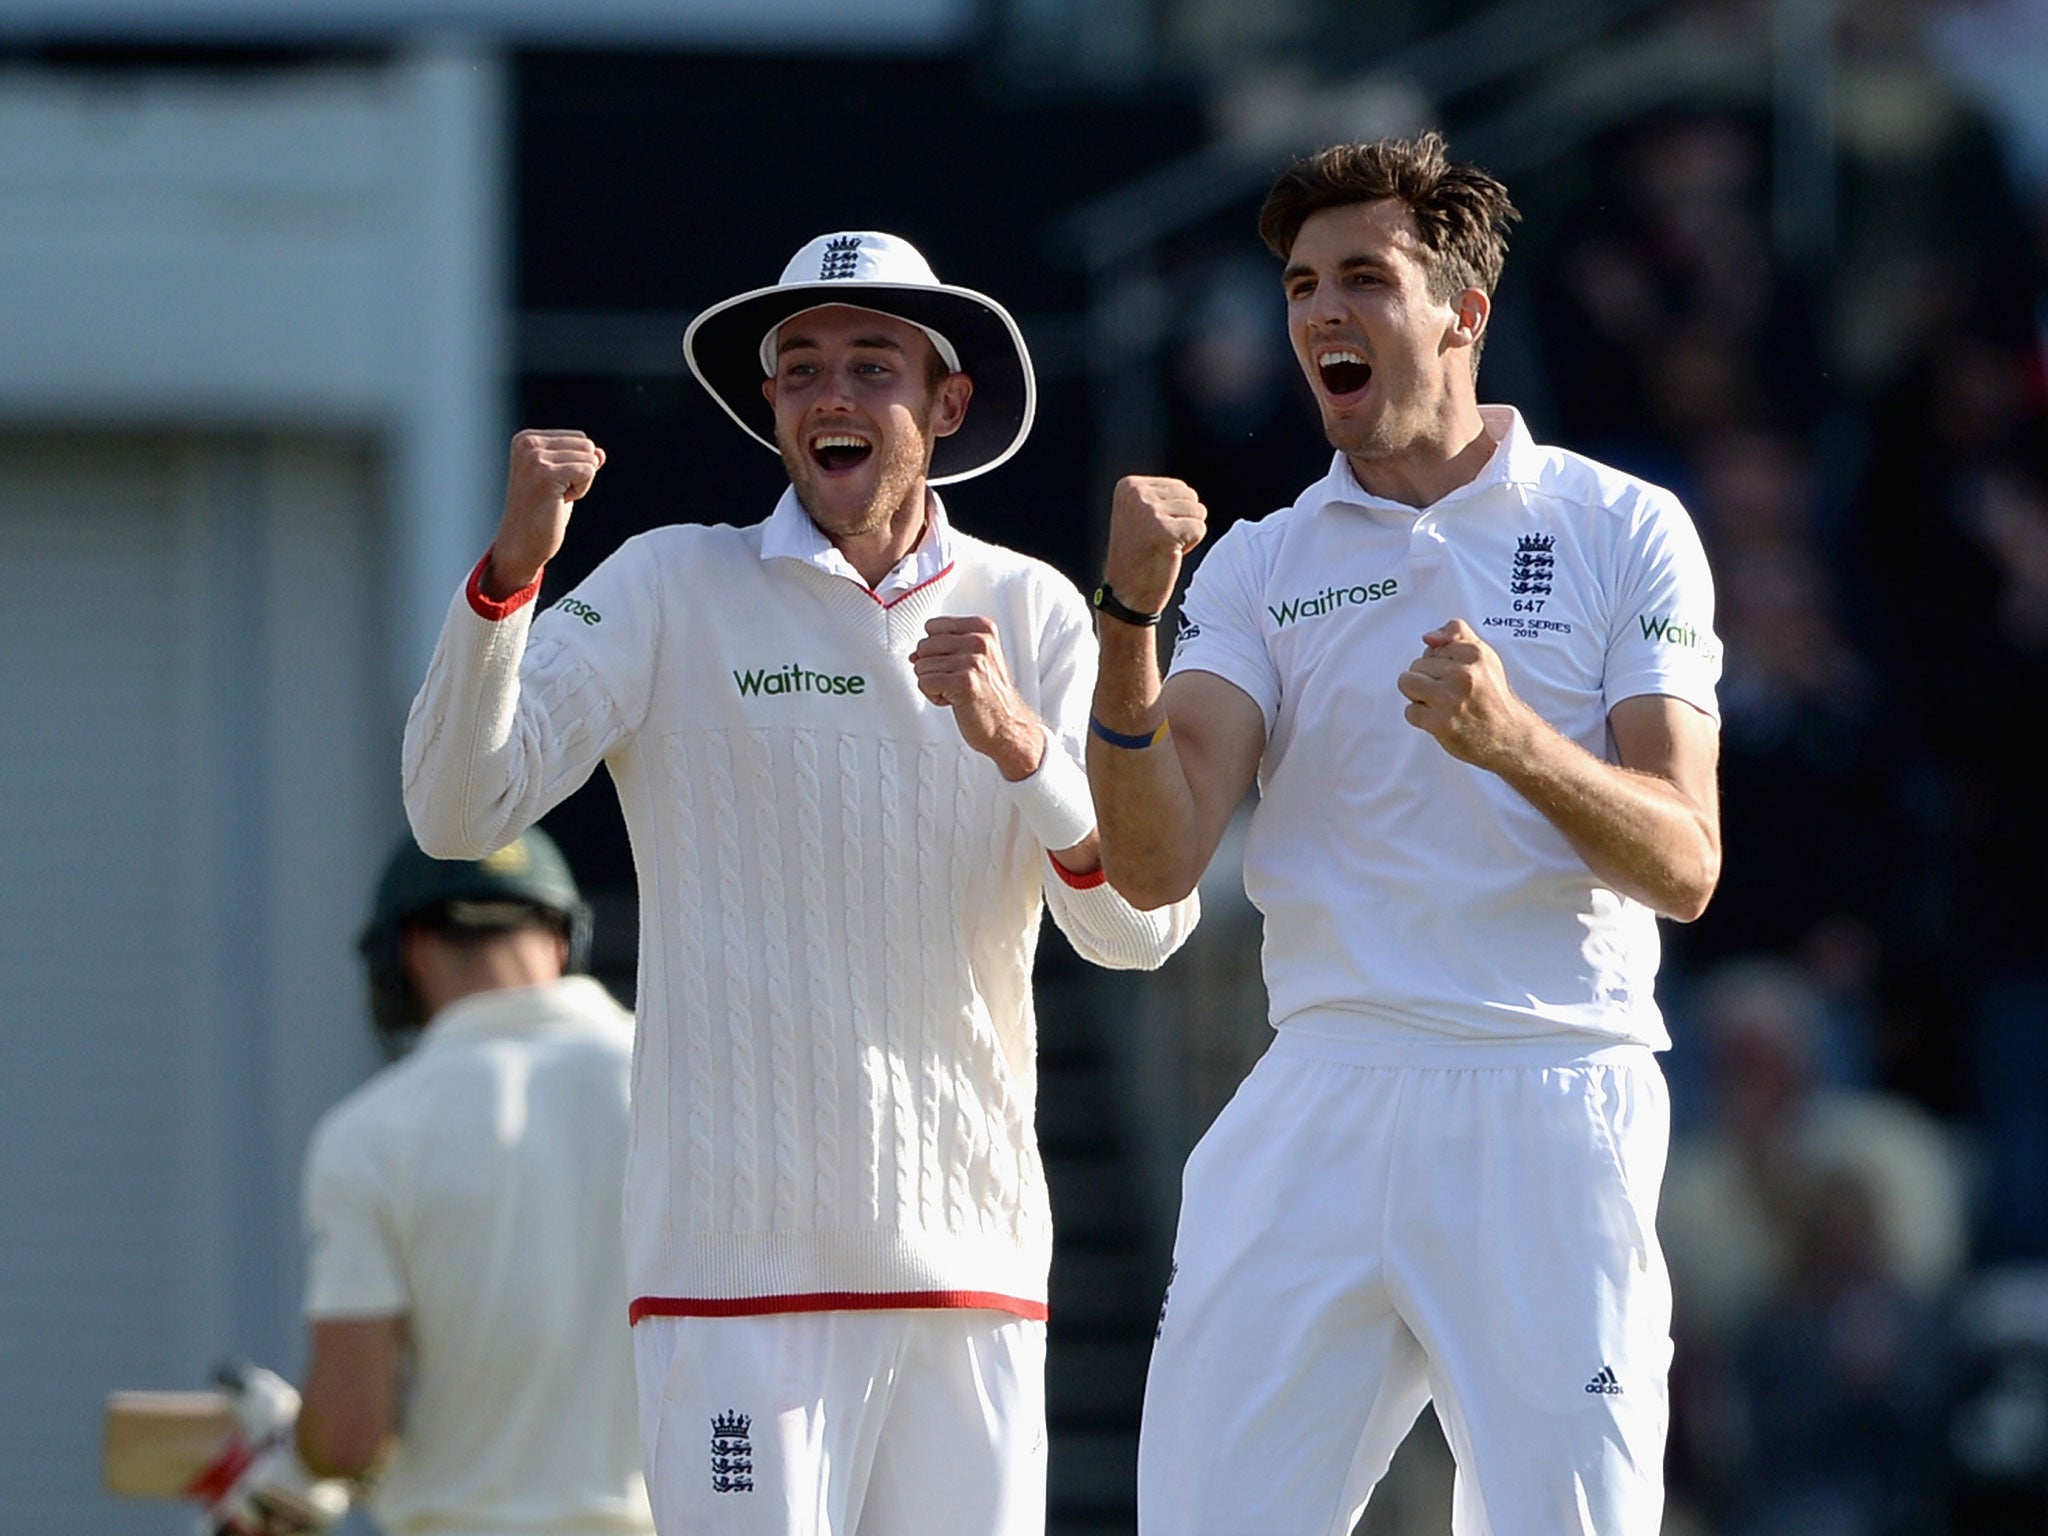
top-left (188, 1364), bottom-right (350, 1536)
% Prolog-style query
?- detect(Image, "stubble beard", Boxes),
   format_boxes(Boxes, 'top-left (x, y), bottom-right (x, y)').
top-left (1322, 407), bottom-right (1404, 463)
top-left (1320, 365), bottom-right (1444, 466)
top-left (781, 428), bottom-right (930, 544)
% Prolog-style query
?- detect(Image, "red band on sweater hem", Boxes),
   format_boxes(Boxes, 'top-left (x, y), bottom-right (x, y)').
top-left (466, 550), bottom-right (543, 620)
top-left (1047, 853), bottom-right (1108, 890)
top-left (628, 1289), bottom-right (1047, 1324)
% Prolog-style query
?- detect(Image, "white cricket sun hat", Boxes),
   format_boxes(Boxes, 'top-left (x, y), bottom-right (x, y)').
top-left (683, 231), bottom-right (1037, 485)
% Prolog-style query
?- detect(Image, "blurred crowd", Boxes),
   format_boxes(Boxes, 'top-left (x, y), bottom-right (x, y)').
top-left (1533, 15), bottom-right (2048, 1528)
top-left (1149, 2), bottom-right (2048, 1530)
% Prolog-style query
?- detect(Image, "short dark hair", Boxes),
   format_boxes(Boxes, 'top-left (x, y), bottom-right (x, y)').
top-left (1258, 132), bottom-right (1521, 305)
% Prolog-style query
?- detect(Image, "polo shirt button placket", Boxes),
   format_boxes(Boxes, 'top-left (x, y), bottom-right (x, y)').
top-left (1408, 517), bottom-right (1446, 575)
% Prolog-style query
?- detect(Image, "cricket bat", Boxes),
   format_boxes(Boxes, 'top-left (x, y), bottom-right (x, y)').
top-left (102, 1389), bottom-right (238, 1497)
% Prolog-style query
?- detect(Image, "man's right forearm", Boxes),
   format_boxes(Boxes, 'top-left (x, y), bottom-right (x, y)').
top-left (1086, 622), bottom-right (1206, 909)
top-left (1089, 472), bottom-right (1231, 907)
top-left (402, 589), bottom-right (537, 860)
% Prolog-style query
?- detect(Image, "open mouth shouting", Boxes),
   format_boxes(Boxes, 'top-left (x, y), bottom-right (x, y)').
top-left (1317, 348), bottom-right (1372, 399)
top-left (811, 432), bottom-right (875, 473)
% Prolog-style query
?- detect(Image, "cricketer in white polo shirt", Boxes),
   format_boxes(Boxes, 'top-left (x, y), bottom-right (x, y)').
top-left (1088, 135), bottom-right (1722, 1536)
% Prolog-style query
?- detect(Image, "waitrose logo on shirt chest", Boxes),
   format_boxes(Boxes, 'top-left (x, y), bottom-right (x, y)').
top-left (1268, 576), bottom-right (1400, 628)
top-left (733, 662), bottom-right (868, 697)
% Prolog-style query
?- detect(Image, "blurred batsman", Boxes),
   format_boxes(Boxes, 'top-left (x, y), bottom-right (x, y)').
top-left (402, 231), bottom-right (1196, 1534)
top-left (291, 828), bottom-right (651, 1535)
top-left (1087, 134), bottom-right (1723, 1536)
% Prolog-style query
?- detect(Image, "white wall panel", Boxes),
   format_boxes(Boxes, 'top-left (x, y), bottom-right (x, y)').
top-left (0, 431), bottom-right (388, 1533)
top-left (0, 45), bottom-right (492, 1533)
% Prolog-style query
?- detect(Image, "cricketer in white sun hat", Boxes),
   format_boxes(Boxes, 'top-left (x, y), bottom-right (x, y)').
top-left (684, 230), bottom-right (1037, 486)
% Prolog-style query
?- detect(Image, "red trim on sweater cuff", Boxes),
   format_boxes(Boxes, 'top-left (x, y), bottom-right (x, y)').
top-left (1047, 852), bottom-right (1108, 890)
top-left (465, 549), bottom-right (543, 620)
top-left (628, 1289), bottom-right (1048, 1324)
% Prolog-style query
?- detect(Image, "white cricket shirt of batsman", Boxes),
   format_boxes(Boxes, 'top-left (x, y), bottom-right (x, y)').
top-left (302, 976), bottom-right (651, 1536)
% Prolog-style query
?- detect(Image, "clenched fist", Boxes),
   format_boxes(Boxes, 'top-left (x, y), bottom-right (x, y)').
top-left (483, 430), bottom-right (607, 599)
top-left (1395, 618), bottom-right (1537, 771)
top-left (1104, 475), bottom-right (1208, 618)
top-left (911, 616), bottom-right (1043, 780)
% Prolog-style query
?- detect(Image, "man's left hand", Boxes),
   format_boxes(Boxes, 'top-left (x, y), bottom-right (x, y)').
top-left (913, 616), bottom-right (1044, 780)
top-left (1396, 618), bottom-right (1536, 771)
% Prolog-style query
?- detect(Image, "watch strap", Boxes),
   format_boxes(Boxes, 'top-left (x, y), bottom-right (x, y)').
top-left (1091, 582), bottom-right (1164, 628)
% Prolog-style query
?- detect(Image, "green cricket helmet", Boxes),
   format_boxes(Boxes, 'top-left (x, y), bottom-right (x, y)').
top-left (357, 827), bottom-right (594, 1053)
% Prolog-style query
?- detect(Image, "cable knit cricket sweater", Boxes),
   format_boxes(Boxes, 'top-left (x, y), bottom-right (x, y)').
top-left (403, 497), bottom-right (1196, 1321)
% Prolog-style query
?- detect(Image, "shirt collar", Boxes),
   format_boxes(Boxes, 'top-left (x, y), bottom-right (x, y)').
top-left (1323, 404), bottom-right (1535, 515)
top-left (415, 976), bottom-right (619, 1050)
top-left (762, 485), bottom-right (955, 600)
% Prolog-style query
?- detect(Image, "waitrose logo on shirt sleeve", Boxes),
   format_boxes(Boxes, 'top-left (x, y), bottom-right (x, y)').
top-left (1637, 613), bottom-right (1705, 648)
top-left (734, 663), bottom-right (868, 697)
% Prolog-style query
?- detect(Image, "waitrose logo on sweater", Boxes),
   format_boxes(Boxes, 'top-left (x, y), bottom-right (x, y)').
top-left (734, 662), bottom-right (869, 697)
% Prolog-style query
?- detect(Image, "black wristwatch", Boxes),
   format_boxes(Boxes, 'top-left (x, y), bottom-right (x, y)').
top-left (1091, 581), bottom-right (1165, 628)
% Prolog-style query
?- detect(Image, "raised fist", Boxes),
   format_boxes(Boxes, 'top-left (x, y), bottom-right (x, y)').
top-left (486, 429), bottom-right (607, 598)
top-left (1104, 475), bottom-right (1208, 617)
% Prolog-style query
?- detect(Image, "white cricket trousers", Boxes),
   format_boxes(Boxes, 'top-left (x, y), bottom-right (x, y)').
top-left (633, 1309), bottom-right (1046, 1536)
top-left (1138, 1030), bottom-right (1673, 1536)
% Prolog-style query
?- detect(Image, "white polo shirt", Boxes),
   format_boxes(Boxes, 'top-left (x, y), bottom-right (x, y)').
top-left (302, 976), bottom-right (653, 1536)
top-left (1170, 406), bottom-right (1720, 1052)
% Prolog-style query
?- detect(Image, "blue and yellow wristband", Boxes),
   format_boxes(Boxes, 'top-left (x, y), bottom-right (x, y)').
top-left (1089, 714), bottom-right (1170, 751)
